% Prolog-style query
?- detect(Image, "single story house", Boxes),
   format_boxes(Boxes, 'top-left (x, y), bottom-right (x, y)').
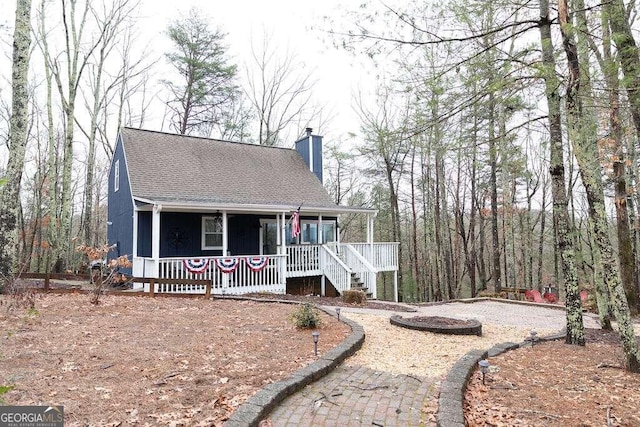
top-left (107, 127), bottom-right (398, 299)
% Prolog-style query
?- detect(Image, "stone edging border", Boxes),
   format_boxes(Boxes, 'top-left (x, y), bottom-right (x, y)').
top-left (435, 329), bottom-right (566, 427)
top-left (224, 304), bottom-right (365, 427)
top-left (390, 314), bottom-right (482, 336)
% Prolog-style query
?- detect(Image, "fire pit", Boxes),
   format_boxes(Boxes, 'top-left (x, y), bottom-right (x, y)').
top-left (390, 315), bottom-right (482, 336)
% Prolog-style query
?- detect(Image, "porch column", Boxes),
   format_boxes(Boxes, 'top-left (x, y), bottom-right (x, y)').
top-left (222, 210), bottom-right (228, 255)
top-left (318, 215), bottom-right (323, 245)
top-left (393, 270), bottom-right (398, 303)
top-left (280, 212), bottom-right (287, 289)
top-left (152, 204), bottom-right (161, 278)
top-left (336, 219), bottom-right (341, 254)
top-left (276, 213), bottom-right (281, 254)
top-left (132, 208), bottom-right (138, 258)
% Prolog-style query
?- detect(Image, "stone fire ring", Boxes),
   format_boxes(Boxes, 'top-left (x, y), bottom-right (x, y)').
top-left (390, 315), bottom-right (482, 336)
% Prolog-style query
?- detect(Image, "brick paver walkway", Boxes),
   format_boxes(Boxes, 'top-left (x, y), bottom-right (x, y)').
top-left (266, 300), bottom-right (599, 426)
top-left (268, 364), bottom-right (436, 426)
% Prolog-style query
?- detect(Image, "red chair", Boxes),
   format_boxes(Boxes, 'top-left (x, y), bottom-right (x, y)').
top-left (580, 290), bottom-right (588, 302)
top-left (525, 289), bottom-right (545, 303)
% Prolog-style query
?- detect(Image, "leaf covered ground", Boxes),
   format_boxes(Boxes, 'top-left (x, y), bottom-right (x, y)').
top-left (464, 328), bottom-right (640, 427)
top-left (0, 293), bottom-right (349, 426)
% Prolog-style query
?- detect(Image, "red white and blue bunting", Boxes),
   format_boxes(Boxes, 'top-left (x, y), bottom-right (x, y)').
top-left (245, 256), bottom-right (269, 272)
top-left (183, 259), bottom-right (209, 274)
top-left (214, 257), bottom-right (240, 273)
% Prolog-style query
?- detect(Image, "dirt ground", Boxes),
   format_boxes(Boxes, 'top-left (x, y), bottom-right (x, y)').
top-left (0, 293), bottom-right (349, 426)
top-left (464, 328), bottom-right (640, 427)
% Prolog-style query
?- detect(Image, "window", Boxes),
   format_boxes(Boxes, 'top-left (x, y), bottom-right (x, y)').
top-left (202, 216), bottom-right (223, 250)
top-left (114, 159), bottom-right (120, 192)
top-left (300, 220), bottom-right (336, 244)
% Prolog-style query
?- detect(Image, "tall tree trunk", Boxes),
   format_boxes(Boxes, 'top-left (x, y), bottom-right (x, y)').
top-left (488, 94), bottom-right (501, 293)
top-left (0, 0), bottom-right (32, 278)
top-left (599, 5), bottom-right (638, 313)
top-left (560, 0), bottom-right (640, 369)
top-left (539, 0), bottom-right (584, 345)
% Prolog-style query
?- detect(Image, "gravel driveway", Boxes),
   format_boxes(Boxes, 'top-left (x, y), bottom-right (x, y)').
top-left (322, 299), bottom-right (602, 330)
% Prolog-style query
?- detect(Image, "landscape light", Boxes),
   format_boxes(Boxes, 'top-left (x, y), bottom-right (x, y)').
top-left (336, 307), bottom-right (341, 321)
top-left (312, 331), bottom-right (320, 356)
top-left (478, 359), bottom-right (490, 385)
top-left (529, 330), bottom-right (538, 347)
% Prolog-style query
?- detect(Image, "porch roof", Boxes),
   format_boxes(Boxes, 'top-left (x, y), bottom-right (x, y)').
top-left (133, 197), bottom-right (377, 216)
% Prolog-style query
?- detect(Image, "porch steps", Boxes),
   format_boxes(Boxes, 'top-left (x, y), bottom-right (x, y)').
top-left (350, 273), bottom-right (373, 299)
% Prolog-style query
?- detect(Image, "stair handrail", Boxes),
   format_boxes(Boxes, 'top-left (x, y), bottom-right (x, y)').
top-left (341, 244), bottom-right (378, 299)
top-left (320, 244), bottom-right (352, 295)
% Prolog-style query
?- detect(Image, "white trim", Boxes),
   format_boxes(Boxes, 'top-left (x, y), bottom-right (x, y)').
top-left (114, 159), bottom-right (120, 192)
top-left (222, 211), bottom-right (228, 254)
top-left (132, 209), bottom-right (138, 258)
top-left (130, 198), bottom-right (377, 215)
top-left (152, 204), bottom-right (161, 277)
top-left (201, 215), bottom-right (223, 250)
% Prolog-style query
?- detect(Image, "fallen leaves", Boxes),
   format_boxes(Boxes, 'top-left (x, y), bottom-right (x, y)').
top-left (0, 294), bottom-right (350, 425)
top-left (464, 329), bottom-right (640, 427)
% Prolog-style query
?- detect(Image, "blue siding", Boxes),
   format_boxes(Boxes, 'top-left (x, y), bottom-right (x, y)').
top-left (159, 213), bottom-right (260, 257)
top-left (312, 135), bottom-right (323, 183)
top-left (295, 136), bottom-right (310, 167)
top-left (137, 211), bottom-right (152, 257)
top-left (107, 134), bottom-right (134, 274)
top-left (295, 134), bottom-right (323, 183)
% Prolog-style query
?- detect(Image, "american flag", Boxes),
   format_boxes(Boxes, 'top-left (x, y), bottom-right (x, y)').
top-left (291, 209), bottom-right (301, 238)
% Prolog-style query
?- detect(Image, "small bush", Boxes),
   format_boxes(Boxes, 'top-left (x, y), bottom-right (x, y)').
top-left (342, 289), bottom-right (367, 304)
top-left (289, 303), bottom-right (321, 329)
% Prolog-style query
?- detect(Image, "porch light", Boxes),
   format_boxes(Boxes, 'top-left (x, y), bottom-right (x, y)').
top-left (312, 331), bottom-right (320, 356)
top-left (478, 359), bottom-right (490, 385)
top-left (336, 307), bottom-right (341, 321)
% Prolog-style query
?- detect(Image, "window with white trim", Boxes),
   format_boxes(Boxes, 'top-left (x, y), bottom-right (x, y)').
top-left (300, 220), bottom-right (336, 244)
top-left (202, 216), bottom-right (223, 250)
top-left (114, 159), bottom-right (120, 192)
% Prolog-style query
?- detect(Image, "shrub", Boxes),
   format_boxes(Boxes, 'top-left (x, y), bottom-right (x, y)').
top-left (289, 303), bottom-right (321, 329)
top-left (342, 289), bottom-right (367, 304)
top-left (77, 243), bottom-right (133, 305)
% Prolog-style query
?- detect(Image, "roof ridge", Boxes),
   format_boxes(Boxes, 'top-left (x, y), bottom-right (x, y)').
top-left (121, 127), bottom-right (296, 151)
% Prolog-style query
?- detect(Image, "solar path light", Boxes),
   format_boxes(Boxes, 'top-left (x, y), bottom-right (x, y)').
top-left (312, 331), bottom-right (320, 356)
top-left (478, 359), bottom-right (490, 385)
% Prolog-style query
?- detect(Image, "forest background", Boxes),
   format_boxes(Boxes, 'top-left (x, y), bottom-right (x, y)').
top-left (2, 0), bottom-right (640, 319)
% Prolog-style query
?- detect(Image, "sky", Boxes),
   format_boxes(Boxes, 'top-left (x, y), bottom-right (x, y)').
top-left (0, 0), bottom-right (380, 149)
top-left (137, 0), bottom-right (377, 145)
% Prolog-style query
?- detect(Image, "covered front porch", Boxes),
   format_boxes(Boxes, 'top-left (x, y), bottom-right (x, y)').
top-left (129, 202), bottom-right (398, 300)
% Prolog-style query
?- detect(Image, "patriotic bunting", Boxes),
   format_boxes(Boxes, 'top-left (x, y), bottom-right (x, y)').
top-left (183, 259), bottom-right (209, 274)
top-left (245, 256), bottom-right (269, 272)
top-left (214, 257), bottom-right (240, 273)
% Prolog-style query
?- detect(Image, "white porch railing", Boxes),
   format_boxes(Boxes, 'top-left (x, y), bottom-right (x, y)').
top-left (349, 243), bottom-right (399, 271)
top-left (286, 245), bottom-right (321, 277)
top-left (341, 244), bottom-right (377, 299)
top-left (133, 255), bottom-right (286, 295)
top-left (319, 245), bottom-right (352, 295)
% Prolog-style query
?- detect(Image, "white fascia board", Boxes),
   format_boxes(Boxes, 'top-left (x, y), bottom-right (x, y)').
top-left (131, 198), bottom-right (377, 216)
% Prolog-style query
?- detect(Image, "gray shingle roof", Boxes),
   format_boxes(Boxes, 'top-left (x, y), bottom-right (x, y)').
top-left (120, 127), bottom-right (338, 209)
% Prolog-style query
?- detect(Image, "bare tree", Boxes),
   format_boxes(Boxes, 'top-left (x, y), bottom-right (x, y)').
top-left (244, 30), bottom-right (321, 146)
top-left (0, 0), bottom-right (32, 278)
